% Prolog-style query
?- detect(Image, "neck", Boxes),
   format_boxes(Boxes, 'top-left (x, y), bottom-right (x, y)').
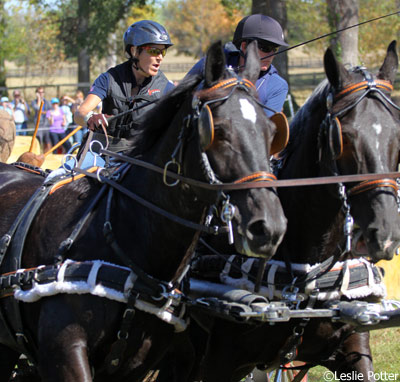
top-left (132, 65), bottom-right (149, 86)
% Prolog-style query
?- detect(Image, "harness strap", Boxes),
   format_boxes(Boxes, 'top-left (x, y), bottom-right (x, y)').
top-left (334, 79), bottom-right (393, 100)
top-left (0, 186), bottom-right (48, 267)
top-left (234, 172), bottom-right (277, 184)
top-left (348, 178), bottom-right (398, 196)
top-left (198, 77), bottom-right (256, 96)
top-left (1, 183), bottom-right (53, 364)
top-left (74, 166), bottom-right (228, 235)
top-left (54, 183), bottom-right (109, 264)
top-left (104, 292), bottom-right (137, 374)
top-left (279, 292), bottom-right (317, 365)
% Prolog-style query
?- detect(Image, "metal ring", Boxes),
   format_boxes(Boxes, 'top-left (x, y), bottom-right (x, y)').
top-left (67, 142), bottom-right (81, 155)
top-left (152, 284), bottom-right (167, 301)
top-left (89, 140), bottom-right (104, 156)
top-left (61, 154), bottom-right (77, 173)
top-left (163, 160), bottom-right (180, 187)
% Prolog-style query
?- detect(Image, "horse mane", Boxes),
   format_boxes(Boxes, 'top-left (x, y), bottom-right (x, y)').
top-left (279, 79), bottom-right (330, 159)
top-left (127, 75), bottom-right (202, 157)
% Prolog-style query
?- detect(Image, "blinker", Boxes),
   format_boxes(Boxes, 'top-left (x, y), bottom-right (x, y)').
top-left (270, 112), bottom-right (289, 155)
top-left (328, 116), bottom-right (343, 159)
top-left (326, 92), bottom-right (333, 110)
top-left (198, 104), bottom-right (214, 151)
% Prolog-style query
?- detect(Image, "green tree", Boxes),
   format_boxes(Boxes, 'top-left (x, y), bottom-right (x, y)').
top-left (30, 0), bottom-right (141, 91)
top-left (0, 1), bottom-right (7, 90)
top-left (358, 0), bottom-right (400, 67)
top-left (221, 0), bottom-right (251, 16)
top-left (286, 0), bottom-right (329, 53)
top-left (162, 0), bottom-right (245, 57)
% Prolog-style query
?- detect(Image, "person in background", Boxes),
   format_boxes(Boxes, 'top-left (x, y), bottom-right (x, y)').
top-left (60, 95), bottom-right (75, 144)
top-left (11, 90), bottom-right (30, 136)
top-left (31, 86), bottom-right (51, 152)
top-left (186, 14), bottom-right (289, 117)
top-left (71, 90), bottom-right (84, 115)
top-left (46, 97), bottom-right (71, 154)
top-left (68, 91), bottom-right (87, 144)
top-left (0, 96), bottom-right (14, 118)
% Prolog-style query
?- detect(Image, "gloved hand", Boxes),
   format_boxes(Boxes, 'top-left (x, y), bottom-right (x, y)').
top-left (86, 113), bottom-right (111, 132)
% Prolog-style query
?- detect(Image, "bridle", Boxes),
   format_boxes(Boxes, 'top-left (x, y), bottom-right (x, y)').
top-left (165, 76), bottom-right (278, 188)
top-left (319, 67), bottom-right (400, 251)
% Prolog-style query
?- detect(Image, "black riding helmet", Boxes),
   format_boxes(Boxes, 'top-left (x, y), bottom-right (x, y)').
top-left (123, 20), bottom-right (173, 56)
top-left (233, 14), bottom-right (288, 49)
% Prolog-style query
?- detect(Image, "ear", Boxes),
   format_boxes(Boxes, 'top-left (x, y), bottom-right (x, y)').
top-left (204, 41), bottom-right (226, 88)
top-left (324, 48), bottom-right (351, 90)
top-left (241, 40), bottom-right (260, 84)
top-left (377, 40), bottom-right (398, 84)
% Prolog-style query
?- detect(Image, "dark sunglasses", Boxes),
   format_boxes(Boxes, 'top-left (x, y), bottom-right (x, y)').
top-left (142, 46), bottom-right (167, 57)
top-left (258, 43), bottom-right (279, 54)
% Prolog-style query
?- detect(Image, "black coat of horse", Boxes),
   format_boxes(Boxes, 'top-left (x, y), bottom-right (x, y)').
top-left (178, 41), bottom-right (400, 382)
top-left (0, 42), bottom-right (287, 381)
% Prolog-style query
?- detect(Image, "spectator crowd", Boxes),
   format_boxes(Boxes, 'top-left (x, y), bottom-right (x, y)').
top-left (0, 88), bottom-right (92, 154)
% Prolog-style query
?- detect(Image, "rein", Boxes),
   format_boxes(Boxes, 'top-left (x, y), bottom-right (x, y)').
top-left (99, 148), bottom-right (400, 189)
top-left (73, 165), bottom-right (228, 235)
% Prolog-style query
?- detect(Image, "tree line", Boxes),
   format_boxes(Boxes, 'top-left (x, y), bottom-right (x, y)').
top-left (0, 0), bottom-right (399, 93)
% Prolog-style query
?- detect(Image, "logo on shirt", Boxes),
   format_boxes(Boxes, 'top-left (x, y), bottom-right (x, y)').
top-left (148, 89), bottom-right (161, 95)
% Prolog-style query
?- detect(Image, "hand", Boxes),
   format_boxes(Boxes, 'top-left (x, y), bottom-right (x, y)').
top-left (86, 113), bottom-right (111, 132)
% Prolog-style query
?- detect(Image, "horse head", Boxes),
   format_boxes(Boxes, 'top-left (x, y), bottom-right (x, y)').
top-left (321, 41), bottom-right (400, 261)
top-left (278, 41), bottom-right (400, 263)
top-left (178, 41), bottom-right (287, 259)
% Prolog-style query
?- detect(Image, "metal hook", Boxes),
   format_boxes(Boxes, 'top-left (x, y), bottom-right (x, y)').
top-left (96, 167), bottom-right (106, 183)
top-left (221, 196), bottom-right (236, 244)
top-left (61, 154), bottom-right (77, 173)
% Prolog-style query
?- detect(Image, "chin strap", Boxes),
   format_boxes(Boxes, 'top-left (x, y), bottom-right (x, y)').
top-left (131, 57), bottom-right (151, 78)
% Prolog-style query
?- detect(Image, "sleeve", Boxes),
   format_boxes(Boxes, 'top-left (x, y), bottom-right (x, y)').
top-left (184, 57), bottom-right (206, 79)
top-left (88, 72), bottom-right (109, 100)
top-left (257, 75), bottom-right (289, 117)
top-left (163, 80), bottom-right (176, 95)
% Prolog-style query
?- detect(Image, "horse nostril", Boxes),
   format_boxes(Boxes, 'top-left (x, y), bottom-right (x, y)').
top-left (246, 219), bottom-right (270, 241)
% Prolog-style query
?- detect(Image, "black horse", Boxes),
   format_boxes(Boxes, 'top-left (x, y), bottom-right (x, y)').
top-left (179, 41), bottom-right (400, 382)
top-left (0, 41), bottom-right (287, 381)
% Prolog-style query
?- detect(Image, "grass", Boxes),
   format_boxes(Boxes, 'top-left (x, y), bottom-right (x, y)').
top-left (307, 328), bottom-right (400, 381)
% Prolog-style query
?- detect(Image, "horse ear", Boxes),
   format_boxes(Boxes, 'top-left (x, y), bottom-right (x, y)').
top-left (241, 40), bottom-right (260, 84)
top-left (377, 40), bottom-right (398, 84)
top-left (204, 41), bottom-right (226, 88)
top-left (324, 48), bottom-right (351, 90)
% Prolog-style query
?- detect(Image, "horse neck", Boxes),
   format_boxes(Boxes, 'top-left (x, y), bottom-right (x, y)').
top-left (276, 101), bottom-right (343, 265)
top-left (115, 106), bottom-right (208, 280)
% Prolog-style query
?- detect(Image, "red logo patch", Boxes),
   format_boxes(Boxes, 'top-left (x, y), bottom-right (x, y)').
top-left (148, 89), bottom-right (161, 95)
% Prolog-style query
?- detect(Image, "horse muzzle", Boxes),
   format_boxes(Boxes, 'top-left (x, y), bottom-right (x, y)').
top-left (233, 214), bottom-right (287, 259)
top-left (353, 228), bottom-right (400, 262)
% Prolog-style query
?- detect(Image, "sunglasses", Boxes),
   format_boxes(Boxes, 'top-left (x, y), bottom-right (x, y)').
top-left (142, 46), bottom-right (167, 57)
top-left (258, 43), bottom-right (279, 54)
